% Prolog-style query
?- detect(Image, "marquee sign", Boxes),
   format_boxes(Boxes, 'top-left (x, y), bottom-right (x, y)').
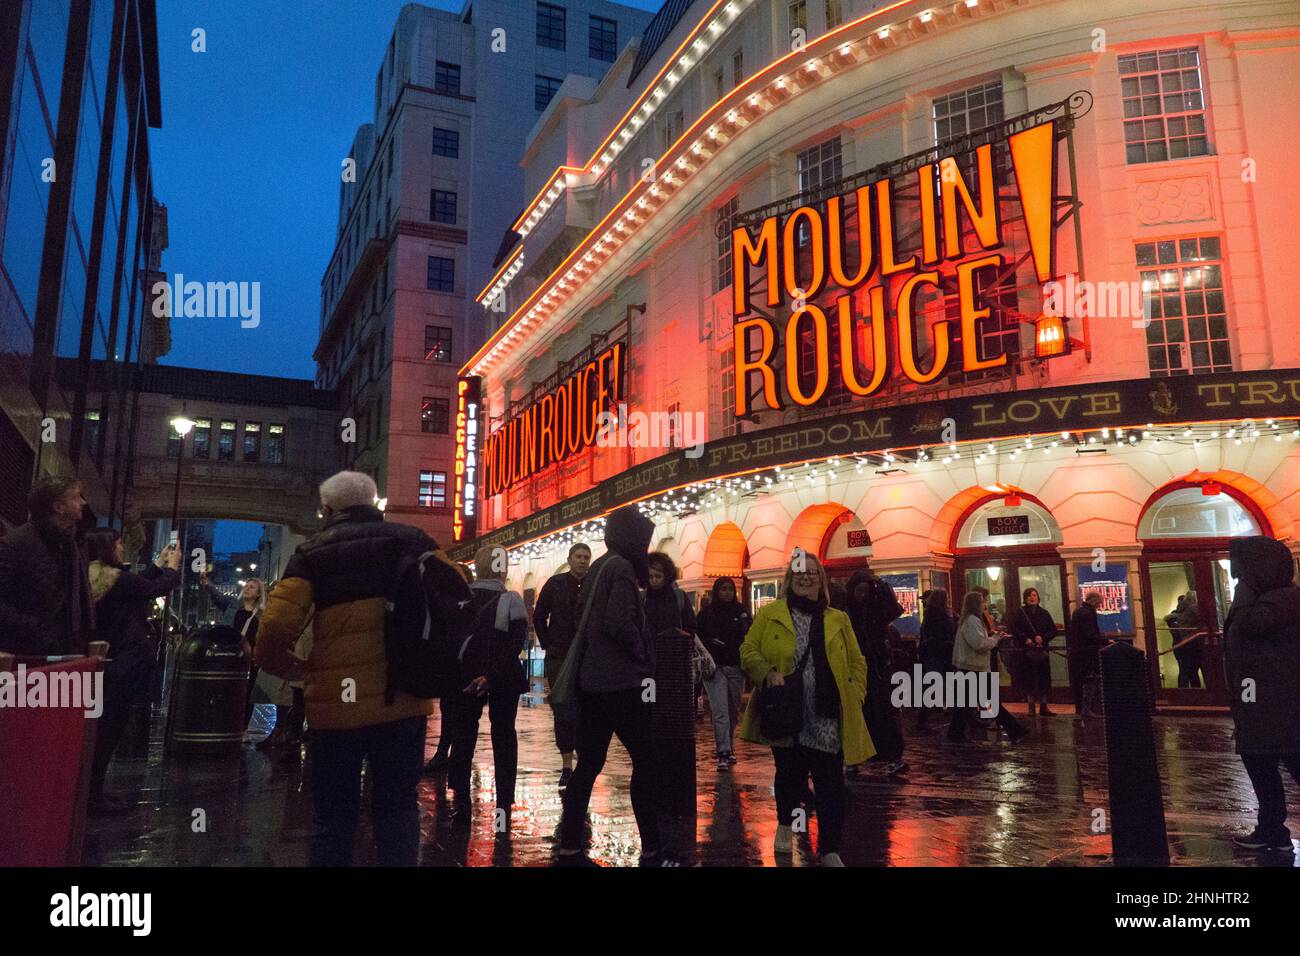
top-left (450, 368), bottom-right (1300, 559)
top-left (482, 340), bottom-right (624, 498)
top-left (730, 118), bottom-right (1062, 415)
top-left (452, 376), bottom-right (481, 544)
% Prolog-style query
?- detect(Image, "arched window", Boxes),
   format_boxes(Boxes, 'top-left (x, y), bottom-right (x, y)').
top-left (1138, 486), bottom-right (1261, 539)
top-left (956, 498), bottom-right (1062, 549)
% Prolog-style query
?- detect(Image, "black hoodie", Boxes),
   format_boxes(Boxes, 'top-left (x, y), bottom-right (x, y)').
top-left (696, 577), bottom-right (751, 667)
top-left (576, 506), bottom-right (656, 693)
top-left (1224, 536), bottom-right (1300, 755)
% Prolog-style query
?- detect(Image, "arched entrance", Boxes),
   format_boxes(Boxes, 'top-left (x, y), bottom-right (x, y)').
top-left (950, 492), bottom-right (1067, 702)
top-left (703, 521), bottom-right (752, 610)
top-left (784, 503), bottom-right (869, 601)
top-left (1137, 478), bottom-right (1270, 706)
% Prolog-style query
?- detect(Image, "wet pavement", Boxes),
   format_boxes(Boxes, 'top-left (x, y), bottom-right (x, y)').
top-left (82, 689), bottom-right (1300, 867)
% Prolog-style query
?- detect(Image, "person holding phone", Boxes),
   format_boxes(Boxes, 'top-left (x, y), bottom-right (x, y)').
top-left (201, 571), bottom-right (269, 741)
top-left (85, 530), bottom-right (180, 814)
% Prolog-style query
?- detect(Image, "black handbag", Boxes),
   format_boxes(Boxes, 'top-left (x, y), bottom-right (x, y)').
top-left (758, 643), bottom-right (812, 740)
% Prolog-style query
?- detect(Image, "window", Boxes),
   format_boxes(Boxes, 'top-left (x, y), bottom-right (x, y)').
top-left (666, 402), bottom-right (682, 449)
top-left (715, 196), bottom-right (739, 293)
top-left (218, 420), bottom-right (236, 460)
top-left (427, 256), bottom-right (455, 292)
top-left (425, 325), bottom-right (453, 362)
top-left (537, 3), bottom-right (566, 50)
top-left (431, 127), bottom-right (459, 158)
top-left (713, 66), bottom-right (725, 100)
top-left (419, 470), bottom-right (448, 508)
top-left (243, 422), bottom-right (262, 462)
top-left (167, 422), bottom-right (182, 459)
top-left (84, 410), bottom-right (101, 460)
top-left (192, 418), bottom-right (212, 459)
top-left (1138, 236), bottom-right (1230, 376)
top-left (787, 1), bottom-right (807, 42)
top-left (266, 424), bottom-right (285, 464)
top-left (720, 347), bottom-right (738, 435)
top-left (589, 15), bottom-right (617, 61)
top-left (421, 396), bottom-right (450, 434)
top-left (662, 110), bottom-right (684, 152)
top-left (825, 0), bottom-right (843, 29)
top-left (732, 49), bottom-right (744, 86)
top-left (796, 136), bottom-right (842, 195)
top-left (434, 61), bottom-right (460, 95)
top-left (1119, 47), bottom-right (1209, 164)
top-left (430, 189), bottom-right (457, 224)
top-left (933, 80), bottom-right (1007, 182)
top-left (535, 74), bottom-right (562, 112)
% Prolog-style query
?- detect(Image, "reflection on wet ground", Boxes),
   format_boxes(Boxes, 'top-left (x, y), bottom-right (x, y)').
top-left (83, 693), bottom-right (1299, 866)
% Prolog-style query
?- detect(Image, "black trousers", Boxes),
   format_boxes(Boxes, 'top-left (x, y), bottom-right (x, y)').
top-left (544, 648), bottom-right (578, 754)
top-left (90, 642), bottom-right (154, 796)
top-left (445, 688), bottom-right (520, 809)
top-left (863, 681), bottom-right (903, 762)
top-left (309, 715), bottom-right (427, 866)
top-left (773, 744), bottom-right (846, 854)
top-left (1240, 752), bottom-right (1300, 839)
top-left (947, 669), bottom-right (1022, 740)
top-left (559, 687), bottom-right (661, 854)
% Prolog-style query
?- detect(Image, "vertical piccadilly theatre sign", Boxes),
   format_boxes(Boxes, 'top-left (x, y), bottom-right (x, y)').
top-left (452, 376), bottom-right (481, 544)
top-left (728, 96), bottom-right (1088, 414)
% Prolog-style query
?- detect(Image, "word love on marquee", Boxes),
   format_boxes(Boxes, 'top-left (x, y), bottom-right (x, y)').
top-left (731, 120), bottom-right (1059, 415)
top-left (482, 341), bottom-right (624, 497)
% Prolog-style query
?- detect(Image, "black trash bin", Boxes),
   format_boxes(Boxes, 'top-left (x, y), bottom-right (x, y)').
top-left (166, 625), bottom-right (249, 757)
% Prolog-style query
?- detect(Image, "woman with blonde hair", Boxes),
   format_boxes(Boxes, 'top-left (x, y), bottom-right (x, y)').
top-left (738, 550), bottom-right (871, 866)
top-left (201, 573), bottom-right (279, 744)
top-left (948, 589), bottom-right (1026, 744)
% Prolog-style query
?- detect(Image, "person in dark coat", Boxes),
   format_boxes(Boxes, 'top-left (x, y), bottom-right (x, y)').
top-left (917, 589), bottom-right (955, 733)
top-left (0, 475), bottom-right (93, 656)
top-left (846, 569), bottom-right (906, 776)
top-left (1223, 536), bottom-right (1300, 852)
top-left (85, 528), bottom-right (180, 815)
top-left (1170, 592), bottom-right (1205, 688)
top-left (1012, 587), bottom-right (1057, 716)
top-left (444, 545), bottom-right (530, 827)
top-left (1066, 592), bottom-right (1104, 716)
top-left (697, 576), bottom-right (750, 766)
top-left (531, 542), bottom-right (591, 787)
top-left (556, 505), bottom-right (679, 866)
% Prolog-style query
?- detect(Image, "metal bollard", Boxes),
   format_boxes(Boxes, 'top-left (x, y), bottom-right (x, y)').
top-left (1100, 640), bottom-right (1170, 865)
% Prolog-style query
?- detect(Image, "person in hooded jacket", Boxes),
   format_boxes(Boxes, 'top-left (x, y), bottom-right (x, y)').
top-left (85, 528), bottom-right (180, 814)
top-left (846, 569), bottom-right (907, 776)
top-left (697, 576), bottom-right (751, 768)
top-left (1223, 535), bottom-right (1300, 853)
top-left (556, 505), bottom-right (679, 867)
top-left (917, 589), bottom-right (955, 733)
top-left (1012, 588), bottom-right (1058, 716)
top-left (1066, 592), bottom-right (1104, 716)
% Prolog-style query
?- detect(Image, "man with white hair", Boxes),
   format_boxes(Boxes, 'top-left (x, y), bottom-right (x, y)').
top-left (256, 470), bottom-right (440, 866)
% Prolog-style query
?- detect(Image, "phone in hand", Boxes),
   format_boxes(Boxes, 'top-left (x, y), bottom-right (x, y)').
top-left (168, 530), bottom-right (179, 547)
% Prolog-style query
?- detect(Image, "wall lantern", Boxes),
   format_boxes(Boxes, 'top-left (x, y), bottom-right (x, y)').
top-left (1034, 314), bottom-right (1065, 357)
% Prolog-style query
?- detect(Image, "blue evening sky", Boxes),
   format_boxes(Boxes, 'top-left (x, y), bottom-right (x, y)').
top-left (152, 0), bottom-right (662, 381)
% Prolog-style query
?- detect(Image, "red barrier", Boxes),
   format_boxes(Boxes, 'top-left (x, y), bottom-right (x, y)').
top-left (0, 655), bottom-right (103, 866)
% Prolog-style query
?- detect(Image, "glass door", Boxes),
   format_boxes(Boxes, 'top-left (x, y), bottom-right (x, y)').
top-left (1144, 557), bottom-right (1228, 704)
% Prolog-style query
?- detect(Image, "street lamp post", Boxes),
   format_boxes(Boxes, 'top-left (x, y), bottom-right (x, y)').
top-left (162, 416), bottom-right (195, 639)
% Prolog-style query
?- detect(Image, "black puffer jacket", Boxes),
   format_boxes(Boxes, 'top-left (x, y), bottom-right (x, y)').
top-left (577, 506), bottom-right (654, 694)
top-left (1224, 536), bottom-right (1300, 755)
top-left (0, 520), bottom-right (94, 656)
top-left (90, 562), bottom-right (179, 653)
top-left (696, 577), bottom-right (750, 667)
top-left (846, 570), bottom-right (903, 684)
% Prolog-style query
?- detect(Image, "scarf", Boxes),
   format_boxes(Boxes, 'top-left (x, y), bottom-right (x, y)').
top-left (787, 591), bottom-right (839, 720)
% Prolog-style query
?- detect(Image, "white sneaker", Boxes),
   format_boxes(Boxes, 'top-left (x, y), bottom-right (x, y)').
top-left (820, 852), bottom-right (845, 867)
top-left (774, 824), bottom-right (793, 853)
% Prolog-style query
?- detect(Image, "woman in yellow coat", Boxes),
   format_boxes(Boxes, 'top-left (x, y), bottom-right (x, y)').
top-left (739, 551), bottom-right (873, 866)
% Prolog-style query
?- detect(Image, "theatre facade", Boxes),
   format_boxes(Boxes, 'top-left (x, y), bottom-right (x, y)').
top-left (454, 0), bottom-right (1300, 708)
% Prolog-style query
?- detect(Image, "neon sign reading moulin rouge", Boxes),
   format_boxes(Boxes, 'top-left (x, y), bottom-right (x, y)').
top-left (730, 119), bottom-right (1060, 415)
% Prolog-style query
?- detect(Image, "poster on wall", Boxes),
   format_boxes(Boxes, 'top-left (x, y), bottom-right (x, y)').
top-left (881, 572), bottom-right (921, 636)
top-left (1075, 562), bottom-right (1134, 636)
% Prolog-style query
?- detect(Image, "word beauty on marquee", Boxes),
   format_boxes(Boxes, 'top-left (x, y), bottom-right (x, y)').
top-left (731, 120), bottom-right (1060, 415)
top-left (482, 341), bottom-right (623, 497)
top-left (452, 377), bottom-right (481, 544)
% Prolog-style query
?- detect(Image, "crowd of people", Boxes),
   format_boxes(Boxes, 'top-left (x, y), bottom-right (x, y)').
top-left (2, 470), bottom-right (1299, 863)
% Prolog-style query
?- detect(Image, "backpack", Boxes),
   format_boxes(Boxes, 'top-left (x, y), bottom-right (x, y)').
top-left (383, 549), bottom-right (477, 703)
top-left (458, 588), bottom-right (529, 696)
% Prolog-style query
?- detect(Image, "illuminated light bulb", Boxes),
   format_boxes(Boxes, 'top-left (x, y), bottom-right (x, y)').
top-left (878, 27), bottom-right (890, 39)
top-left (919, 10), bottom-right (933, 23)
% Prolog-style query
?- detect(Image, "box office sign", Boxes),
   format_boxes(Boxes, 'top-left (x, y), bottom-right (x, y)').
top-left (729, 119), bottom-right (1061, 415)
top-left (987, 514), bottom-right (1031, 536)
top-left (451, 369), bottom-right (1300, 559)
